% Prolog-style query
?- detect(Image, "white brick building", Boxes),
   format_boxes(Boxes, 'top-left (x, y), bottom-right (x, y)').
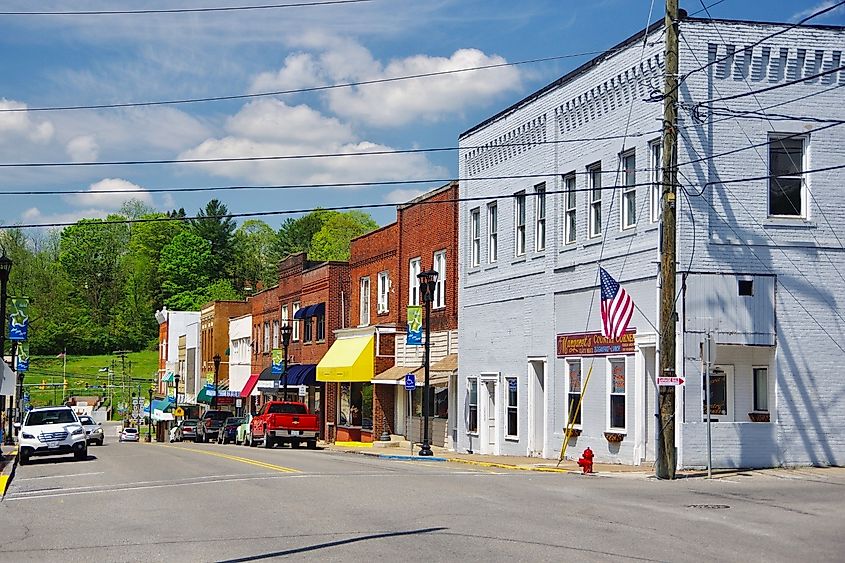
top-left (457, 17), bottom-right (845, 468)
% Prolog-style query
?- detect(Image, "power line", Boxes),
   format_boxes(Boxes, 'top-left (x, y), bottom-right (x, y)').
top-left (0, 0), bottom-right (374, 16)
top-left (694, 65), bottom-right (845, 108)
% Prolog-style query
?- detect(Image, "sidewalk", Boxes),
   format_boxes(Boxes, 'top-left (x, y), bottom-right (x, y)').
top-left (0, 443), bottom-right (18, 496)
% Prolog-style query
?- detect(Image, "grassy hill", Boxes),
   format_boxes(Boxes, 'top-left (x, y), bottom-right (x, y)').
top-left (23, 350), bottom-right (159, 417)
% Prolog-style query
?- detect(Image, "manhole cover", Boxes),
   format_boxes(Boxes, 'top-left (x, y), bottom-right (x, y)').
top-left (686, 504), bottom-right (730, 510)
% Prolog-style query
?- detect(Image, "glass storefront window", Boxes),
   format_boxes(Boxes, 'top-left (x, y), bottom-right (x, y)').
top-left (411, 386), bottom-right (448, 419)
top-left (339, 382), bottom-right (373, 429)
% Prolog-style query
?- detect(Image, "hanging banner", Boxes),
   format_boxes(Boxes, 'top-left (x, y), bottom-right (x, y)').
top-left (406, 306), bottom-right (422, 345)
top-left (271, 349), bottom-right (283, 375)
top-left (9, 297), bottom-right (29, 341)
top-left (16, 342), bottom-right (29, 372)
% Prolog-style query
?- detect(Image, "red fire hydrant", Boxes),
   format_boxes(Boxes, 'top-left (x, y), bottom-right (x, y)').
top-left (577, 447), bottom-right (594, 474)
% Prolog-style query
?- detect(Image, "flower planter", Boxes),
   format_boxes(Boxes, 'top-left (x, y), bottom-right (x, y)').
top-left (564, 428), bottom-right (581, 439)
top-left (603, 432), bottom-right (625, 443)
top-left (748, 412), bottom-right (770, 423)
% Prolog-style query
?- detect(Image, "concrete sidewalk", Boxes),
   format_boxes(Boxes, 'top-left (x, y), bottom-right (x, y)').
top-left (0, 444), bottom-right (18, 496)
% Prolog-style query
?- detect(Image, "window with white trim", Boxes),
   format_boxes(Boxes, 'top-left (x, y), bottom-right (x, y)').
top-left (567, 359), bottom-right (582, 426)
top-left (433, 250), bottom-right (446, 309)
top-left (650, 141), bottom-right (661, 223)
top-left (769, 135), bottom-right (807, 217)
top-left (316, 313), bottom-right (325, 341)
top-left (377, 271), bottom-right (389, 314)
top-left (564, 174), bottom-right (576, 244)
top-left (409, 257), bottom-right (421, 306)
top-left (303, 314), bottom-right (313, 343)
top-left (470, 208), bottom-right (480, 267)
top-left (272, 320), bottom-right (279, 348)
top-left (292, 302), bottom-right (300, 341)
top-left (515, 191), bottom-right (526, 256)
top-left (487, 202), bottom-right (498, 263)
top-left (608, 358), bottom-right (626, 431)
top-left (263, 321), bottom-right (270, 352)
top-left (589, 164), bottom-right (602, 238)
top-left (359, 276), bottom-right (370, 326)
top-left (621, 151), bottom-right (636, 229)
top-left (468, 378), bottom-right (478, 433)
top-left (506, 377), bottom-right (518, 437)
top-left (281, 305), bottom-right (289, 329)
top-left (535, 183), bottom-right (546, 251)
top-left (753, 367), bottom-right (768, 412)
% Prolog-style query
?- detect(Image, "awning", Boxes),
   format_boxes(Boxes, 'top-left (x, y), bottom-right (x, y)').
top-left (373, 365), bottom-right (422, 384)
top-left (317, 336), bottom-right (374, 382)
top-left (150, 399), bottom-right (172, 413)
top-left (295, 303), bottom-right (325, 319)
top-left (286, 364), bottom-right (317, 385)
top-left (429, 354), bottom-right (457, 386)
top-left (240, 373), bottom-right (261, 398)
top-left (161, 372), bottom-right (174, 383)
top-left (197, 388), bottom-right (212, 403)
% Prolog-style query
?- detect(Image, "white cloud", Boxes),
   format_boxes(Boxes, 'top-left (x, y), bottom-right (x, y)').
top-left (63, 178), bottom-right (153, 209)
top-left (249, 38), bottom-right (522, 127)
top-left (21, 206), bottom-right (113, 226)
top-left (66, 135), bottom-right (99, 162)
top-left (0, 99), bottom-right (55, 143)
top-left (383, 188), bottom-right (427, 204)
top-left (791, 1), bottom-right (844, 21)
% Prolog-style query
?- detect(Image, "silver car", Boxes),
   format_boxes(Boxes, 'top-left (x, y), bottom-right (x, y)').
top-left (78, 415), bottom-right (104, 446)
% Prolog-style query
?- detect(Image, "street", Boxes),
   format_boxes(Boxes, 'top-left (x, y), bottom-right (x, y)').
top-left (0, 430), bottom-right (843, 563)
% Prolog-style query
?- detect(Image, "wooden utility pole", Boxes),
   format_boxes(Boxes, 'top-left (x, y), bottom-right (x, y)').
top-left (656, 0), bottom-right (679, 480)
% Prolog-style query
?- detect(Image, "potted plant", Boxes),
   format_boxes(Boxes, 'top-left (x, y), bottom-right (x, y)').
top-left (604, 432), bottom-right (625, 443)
top-left (748, 412), bottom-right (770, 422)
top-left (564, 427), bottom-right (581, 439)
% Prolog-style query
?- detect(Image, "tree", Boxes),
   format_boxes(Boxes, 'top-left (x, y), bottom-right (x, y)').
top-left (165, 279), bottom-right (241, 311)
top-left (275, 209), bottom-right (338, 260)
top-left (191, 199), bottom-right (235, 279)
top-left (159, 231), bottom-right (213, 301)
top-left (233, 220), bottom-right (278, 291)
top-left (309, 211), bottom-right (379, 261)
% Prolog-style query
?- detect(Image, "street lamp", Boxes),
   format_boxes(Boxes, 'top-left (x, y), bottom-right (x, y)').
top-left (281, 324), bottom-right (292, 400)
top-left (417, 269), bottom-right (439, 457)
top-left (147, 387), bottom-right (153, 442)
top-left (0, 254), bottom-right (13, 446)
top-left (173, 372), bottom-right (181, 419)
top-left (213, 354), bottom-right (221, 409)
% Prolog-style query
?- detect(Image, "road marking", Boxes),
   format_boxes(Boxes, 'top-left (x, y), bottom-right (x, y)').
top-left (17, 472), bottom-right (105, 482)
top-left (158, 444), bottom-right (300, 473)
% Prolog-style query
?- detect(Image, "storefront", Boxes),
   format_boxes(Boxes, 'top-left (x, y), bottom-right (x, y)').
top-left (317, 335), bottom-right (374, 443)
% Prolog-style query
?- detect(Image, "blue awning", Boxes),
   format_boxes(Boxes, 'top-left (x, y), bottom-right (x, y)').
top-left (293, 306), bottom-right (307, 319)
top-left (150, 399), bottom-right (171, 413)
top-left (294, 303), bottom-right (325, 319)
top-left (284, 364), bottom-right (317, 386)
top-left (311, 302), bottom-right (325, 317)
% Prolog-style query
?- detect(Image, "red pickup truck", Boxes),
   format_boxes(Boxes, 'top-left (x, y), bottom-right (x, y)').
top-left (249, 401), bottom-right (319, 449)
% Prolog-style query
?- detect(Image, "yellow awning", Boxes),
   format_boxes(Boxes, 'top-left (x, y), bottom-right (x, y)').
top-left (317, 336), bottom-right (374, 382)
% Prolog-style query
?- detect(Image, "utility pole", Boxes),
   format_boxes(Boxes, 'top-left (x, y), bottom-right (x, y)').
top-left (656, 0), bottom-right (680, 480)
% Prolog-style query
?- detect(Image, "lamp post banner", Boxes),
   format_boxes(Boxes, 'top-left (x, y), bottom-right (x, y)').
top-left (271, 349), bottom-right (283, 375)
top-left (9, 297), bottom-right (29, 341)
top-left (16, 342), bottom-right (29, 372)
top-left (406, 306), bottom-right (422, 345)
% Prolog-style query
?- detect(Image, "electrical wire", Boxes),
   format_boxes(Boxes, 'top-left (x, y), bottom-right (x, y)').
top-left (0, 0), bottom-right (374, 16)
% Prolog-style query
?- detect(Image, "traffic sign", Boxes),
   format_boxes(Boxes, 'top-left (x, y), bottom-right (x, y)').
top-left (298, 385), bottom-right (307, 397)
top-left (404, 373), bottom-right (416, 390)
top-left (174, 407), bottom-right (184, 417)
top-left (657, 376), bottom-right (685, 386)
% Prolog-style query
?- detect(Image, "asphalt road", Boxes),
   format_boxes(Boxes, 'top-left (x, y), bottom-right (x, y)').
top-left (1, 430), bottom-right (844, 562)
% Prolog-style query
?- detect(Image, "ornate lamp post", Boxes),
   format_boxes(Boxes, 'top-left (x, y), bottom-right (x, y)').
top-left (0, 254), bottom-right (13, 446)
top-left (281, 325), bottom-right (292, 400)
top-left (417, 269), bottom-right (439, 457)
top-left (173, 372), bottom-right (181, 419)
top-left (213, 354), bottom-right (221, 408)
top-left (147, 387), bottom-right (153, 442)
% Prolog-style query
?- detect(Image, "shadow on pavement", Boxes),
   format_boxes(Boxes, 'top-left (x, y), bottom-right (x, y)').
top-left (22, 454), bottom-right (98, 466)
top-left (218, 527), bottom-right (447, 562)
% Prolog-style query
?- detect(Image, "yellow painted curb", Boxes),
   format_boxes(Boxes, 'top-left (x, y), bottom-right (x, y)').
top-left (0, 475), bottom-right (9, 496)
top-left (335, 441), bottom-right (373, 448)
top-left (447, 458), bottom-right (572, 473)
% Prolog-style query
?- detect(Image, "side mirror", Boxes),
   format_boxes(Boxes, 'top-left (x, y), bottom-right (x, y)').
top-left (13, 422), bottom-right (21, 430)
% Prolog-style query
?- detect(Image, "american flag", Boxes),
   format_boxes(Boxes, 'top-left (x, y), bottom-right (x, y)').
top-left (600, 267), bottom-right (634, 338)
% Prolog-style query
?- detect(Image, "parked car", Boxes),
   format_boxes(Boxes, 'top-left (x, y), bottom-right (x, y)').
top-left (170, 419), bottom-right (198, 442)
top-left (218, 417), bottom-right (244, 444)
top-left (78, 415), bottom-right (104, 446)
top-left (195, 410), bottom-right (230, 443)
top-left (249, 401), bottom-right (319, 449)
top-left (236, 413), bottom-right (253, 445)
top-left (17, 406), bottom-right (88, 465)
top-left (119, 427), bottom-right (140, 442)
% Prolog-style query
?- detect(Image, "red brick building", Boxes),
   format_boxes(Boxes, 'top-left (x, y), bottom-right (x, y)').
top-left (198, 300), bottom-right (250, 410)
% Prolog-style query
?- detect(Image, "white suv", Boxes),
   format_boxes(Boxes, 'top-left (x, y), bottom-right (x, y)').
top-left (18, 406), bottom-right (88, 465)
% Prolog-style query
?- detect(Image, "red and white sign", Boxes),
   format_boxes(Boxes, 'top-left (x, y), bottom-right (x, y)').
top-left (657, 376), bottom-right (685, 386)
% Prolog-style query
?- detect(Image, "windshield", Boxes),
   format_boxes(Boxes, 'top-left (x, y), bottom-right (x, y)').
top-left (124, 428), bottom-right (138, 434)
top-left (183, 420), bottom-right (198, 426)
top-left (80, 417), bottom-right (95, 425)
top-left (267, 403), bottom-right (307, 415)
top-left (25, 409), bottom-right (77, 426)
top-left (204, 411), bottom-right (230, 420)
top-left (225, 418), bottom-right (244, 425)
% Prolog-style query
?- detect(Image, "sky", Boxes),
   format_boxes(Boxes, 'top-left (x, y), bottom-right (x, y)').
top-left (1, 0), bottom-right (843, 230)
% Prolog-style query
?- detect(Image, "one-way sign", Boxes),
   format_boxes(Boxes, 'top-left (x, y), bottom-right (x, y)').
top-left (657, 376), bottom-right (685, 386)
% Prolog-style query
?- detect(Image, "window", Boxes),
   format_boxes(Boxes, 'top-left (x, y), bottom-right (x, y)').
top-left (411, 385), bottom-right (448, 419)
top-left (564, 174), bottom-right (576, 244)
top-left (621, 151), bottom-right (636, 229)
top-left (359, 276), bottom-right (370, 326)
top-left (409, 258), bottom-right (421, 306)
top-left (433, 250), bottom-right (446, 309)
top-left (738, 279), bottom-right (754, 296)
top-left (650, 141), bottom-right (662, 223)
top-left (535, 183), bottom-right (546, 251)
top-left (339, 382), bottom-right (372, 429)
top-left (753, 367), bottom-right (768, 412)
top-left (769, 135), bottom-right (806, 217)
top-left (316, 314), bottom-right (325, 342)
top-left (705, 368), bottom-right (729, 418)
top-left (272, 320), bottom-right (279, 349)
top-left (281, 305), bottom-right (289, 329)
top-left (589, 164), bottom-right (602, 238)
top-left (377, 271), bottom-right (389, 314)
top-left (515, 191), bottom-right (526, 256)
top-left (487, 202), bottom-right (498, 263)
top-left (567, 360), bottom-right (582, 426)
top-left (470, 208), bottom-right (480, 267)
top-left (303, 315), bottom-right (313, 343)
top-left (506, 377), bottom-right (518, 437)
top-left (292, 302), bottom-right (300, 341)
top-left (608, 358), bottom-right (626, 430)
top-left (468, 378), bottom-right (478, 432)
top-left (263, 321), bottom-right (270, 352)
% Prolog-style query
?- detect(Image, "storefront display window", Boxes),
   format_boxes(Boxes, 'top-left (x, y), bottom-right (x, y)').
top-left (339, 382), bottom-right (373, 429)
top-left (411, 385), bottom-right (448, 419)
top-left (468, 378), bottom-right (478, 432)
top-left (567, 359), bottom-right (581, 426)
top-left (609, 358), bottom-right (626, 430)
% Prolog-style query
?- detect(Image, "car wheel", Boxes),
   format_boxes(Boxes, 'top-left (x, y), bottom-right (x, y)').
top-left (291, 440), bottom-right (301, 449)
top-left (97, 438), bottom-right (104, 446)
top-left (307, 440), bottom-right (317, 449)
top-left (263, 428), bottom-right (273, 449)
top-left (74, 448), bottom-right (87, 461)
top-left (197, 433), bottom-right (204, 444)
top-left (19, 453), bottom-right (30, 465)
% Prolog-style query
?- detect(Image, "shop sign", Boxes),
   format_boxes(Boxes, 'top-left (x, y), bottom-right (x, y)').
top-left (556, 329), bottom-right (636, 357)
top-left (271, 349), bottom-right (283, 375)
top-left (16, 342), bottom-right (29, 372)
top-left (406, 306), bottom-right (422, 345)
top-left (9, 297), bottom-right (29, 341)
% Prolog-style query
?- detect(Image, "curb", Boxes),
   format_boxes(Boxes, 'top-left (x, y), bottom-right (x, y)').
top-left (378, 454), bottom-right (447, 461)
top-left (447, 457), bottom-right (572, 473)
top-left (0, 448), bottom-right (19, 498)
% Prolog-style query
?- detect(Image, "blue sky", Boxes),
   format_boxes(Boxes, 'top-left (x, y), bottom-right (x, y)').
top-left (1, 0), bottom-right (843, 229)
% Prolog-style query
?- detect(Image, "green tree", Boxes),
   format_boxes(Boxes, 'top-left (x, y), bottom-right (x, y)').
top-left (191, 199), bottom-right (235, 279)
top-left (165, 279), bottom-right (241, 311)
top-left (159, 231), bottom-right (213, 301)
top-left (275, 209), bottom-right (338, 260)
top-left (309, 211), bottom-right (379, 261)
top-left (233, 219), bottom-right (278, 291)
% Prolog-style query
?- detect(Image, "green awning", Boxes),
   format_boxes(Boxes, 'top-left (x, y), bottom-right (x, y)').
top-left (151, 399), bottom-right (172, 412)
top-left (162, 372), bottom-right (175, 383)
top-left (197, 388), bottom-right (212, 404)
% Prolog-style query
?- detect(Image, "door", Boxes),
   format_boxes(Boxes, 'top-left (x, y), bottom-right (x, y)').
top-left (704, 364), bottom-right (734, 422)
top-left (528, 360), bottom-right (546, 457)
top-left (481, 380), bottom-right (497, 454)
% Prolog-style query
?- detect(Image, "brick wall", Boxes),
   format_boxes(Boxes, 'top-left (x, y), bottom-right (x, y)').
top-left (349, 222), bottom-right (400, 327)
top-left (249, 285), bottom-right (280, 377)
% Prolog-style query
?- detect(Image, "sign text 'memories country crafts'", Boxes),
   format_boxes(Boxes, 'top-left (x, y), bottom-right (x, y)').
top-left (556, 329), bottom-right (636, 357)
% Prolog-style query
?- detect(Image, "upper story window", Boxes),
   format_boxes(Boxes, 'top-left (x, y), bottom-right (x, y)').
top-left (769, 135), bottom-right (807, 218)
top-left (621, 151), bottom-right (636, 229)
top-left (359, 276), bottom-right (371, 326)
top-left (377, 271), bottom-right (389, 314)
top-left (272, 320), bottom-right (279, 348)
top-left (433, 250), bottom-right (446, 309)
top-left (409, 258), bottom-right (421, 306)
top-left (303, 315), bottom-right (313, 343)
top-left (263, 321), bottom-right (270, 352)
top-left (564, 174), bottom-right (577, 244)
top-left (535, 183), bottom-right (546, 252)
top-left (588, 164), bottom-right (602, 238)
top-left (650, 140), bottom-right (662, 223)
top-left (316, 313), bottom-right (326, 342)
top-left (515, 191), bottom-right (527, 256)
top-left (292, 302), bottom-right (300, 341)
top-left (487, 202), bottom-right (498, 263)
top-left (281, 304), bottom-right (289, 327)
top-left (470, 208), bottom-right (480, 267)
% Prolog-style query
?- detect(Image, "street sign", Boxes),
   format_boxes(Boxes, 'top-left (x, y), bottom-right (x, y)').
top-left (298, 385), bottom-right (307, 397)
top-left (173, 407), bottom-right (184, 417)
top-left (657, 376), bottom-right (685, 386)
top-left (404, 373), bottom-right (416, 390)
